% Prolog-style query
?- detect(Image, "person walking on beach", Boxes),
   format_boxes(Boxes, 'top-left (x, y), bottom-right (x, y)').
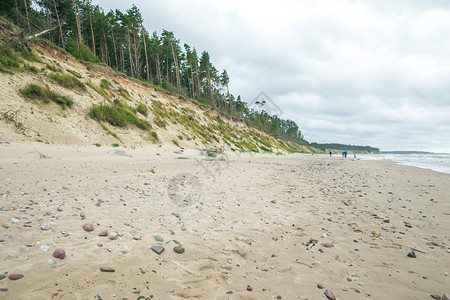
top-left (329, 151), bottom-right (332, 157)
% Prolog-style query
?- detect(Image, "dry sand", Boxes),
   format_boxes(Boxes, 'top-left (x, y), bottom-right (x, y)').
top-left (0, 142), bottom-right (449, 299)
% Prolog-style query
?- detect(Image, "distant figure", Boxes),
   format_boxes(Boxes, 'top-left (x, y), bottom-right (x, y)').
top-left (354, 154), bottom-right (356, 158)
top-left (329, 151), bottom-right (332, 157)
top-left (342, 151), bottom-right (345, 157)
top-left (344, 151), bottom-right (348, 158)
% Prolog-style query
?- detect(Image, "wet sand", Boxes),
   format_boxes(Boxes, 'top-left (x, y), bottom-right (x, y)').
top-left (1, 143), bottom-right (449, 299)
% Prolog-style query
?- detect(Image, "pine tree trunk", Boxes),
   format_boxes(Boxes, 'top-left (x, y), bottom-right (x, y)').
top-left (73, 0), bottom-right (82, 44)
top-left (53, 0), bottom-right (65, 49)
top-left (45, 1), bottom-right (52, 41)
top-left (155, 52), bottom-right (161, 85)
top-left (89, 10), bottom-right (96, 57)
top-left (190, 64), bottom-right (195, 98)
top-left (133, 30), bottom-right (139, 78)
top-left (170, 41), bottom-right (181, 93)
top-left (195, 63), bottom-right (201, 98)
top-left (23, 0), bottom-right (31, 33)
top-left (142, 28), bottom-right (150, 83)
top-left (127, 27), bottom-right (134, 77)
top-left (101, 22), bottom-right (109, 65)
top-left (110, 24), bottom-right (118, 70)
top-left (14, 0), bottom-right (19, 23)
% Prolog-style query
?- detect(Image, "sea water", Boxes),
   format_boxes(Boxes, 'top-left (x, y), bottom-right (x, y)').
top-left (358, 153), bottom-right (450, 175)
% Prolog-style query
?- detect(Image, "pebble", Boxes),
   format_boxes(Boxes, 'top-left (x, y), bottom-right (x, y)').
top-left (57, 207), bottom-right (63, 212)
top-left (108, 231), bottom-right (118, 240)
top-left (1, 223), bottom-right (10, 229)
top-left (151, 245), bottom-right (164, 254)
top-left (357, 281), bottom-right (364, 286)
top-left (321, 243), bottom-right (334, 248)
top-left (80, 212), bottom-right (85, 218)
top-left (226, 291), bottom-right (233, 294)
top-left (40, 245), bottom-right (49, 252)
top-left (443, 294), bottom-right (450, 300)
top-left (246, 285), bottom-right (252, 291)
top-left (82, 223), bottom-right (94, 231)
top-left (98, 230), bottom-right (108, 237)
top-left (154, 235), bottom-right (163, 242)
top-left (171, 212), bottom-right (181, 218)
top-left (324, 290), bottom-right (336, 300)
top-left (40, 222), bottom-right (50, 230)
top-left (317, 283), bottom-right (324, 289)
top-left (52, 248), bottom-right (66, 259)
top-left (47, 258), bottom-right (57, 265)
top-left (173, 246), bottom-right (185, 254)
top-left (9, 274), bottom-right (24, 280)
top-left (407, 251), bottom-right (416, 258)
top-left (0, 274), bottom-right (6, 280)
top-left (430, 295), bottom-right (441, 300)
top-left (100, 267), bottom-right (115, 272)
top-left (11, 218), bottom-right (19, 223)
top-left (0, 288), bottom-right (7, 292)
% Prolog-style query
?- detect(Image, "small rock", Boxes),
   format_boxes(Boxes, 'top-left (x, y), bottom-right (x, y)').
top-left (321, 243), bottom-right (334, 248)
top-left (40, 222), bottom-right (50, 230)
top-left (82, 223), bottom-right (94, 231)
top-left (173, 246), bottom-right (185, 254)
top-left (347, 277), bottom-right (352, 282)
top-left (52, 248), bottom-right (66, 259)
top-left (171, 212), bottom-right (181, 218)
top-left (100, 267), bottom-right (115, 272)
top-left (151, 245), bottom-right (164, 254)
top-left (226, 291), bottom-right (233, 294)
top-left (98, 230), bottom-right (108, 236)
top-left (0, 274), bottom-right (6, 280)
top-left (154, 235), bottom-right (163, 242)
top-left (324, 289), bottom-right (336, 300)
top-left (342, 287), bottom-right (348, 291)
top-left (57, 207), bottom-right (63, 212)
top-left (133, 289), bottom-right (140, 294)
top-left (443, 294), bottom-right (450, 300)
top-left (47, 258), bottom-right (57, 265)
top-left (9, 274), bottom-right (24, 280)
top-left (0, 288), bottom-right (8, 292)
top-left (108, 231), bottom-right (118, 240)
top-left (247, 285), bottom-right (252, 291)
top-left (317, 283), bottom-right (324, 289)
top-left (383, 219), bottom-right (390, 223)
top-left (40, 245), bottom-right (49, 252)
top-left (357, 281), bottom-right (364, 286)
top-left (430, 295), bottom-right (441, 300)
top-left (407, 251), bottom-right (416, 258)
top-left (80, 212), bottom-right (85, 218)
top-left (11, 218), bottom-right (19, 223)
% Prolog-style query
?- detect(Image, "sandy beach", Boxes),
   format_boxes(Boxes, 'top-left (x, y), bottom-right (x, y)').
top-left (0, 142), bottom-right (449, 299)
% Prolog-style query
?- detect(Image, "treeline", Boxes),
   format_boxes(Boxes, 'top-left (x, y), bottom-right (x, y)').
top-left (311, 143), bottom-right (380, 153)
top-left (0, 0), bottom-right (307, 146)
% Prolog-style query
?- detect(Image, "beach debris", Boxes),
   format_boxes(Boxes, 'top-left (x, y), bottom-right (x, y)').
top-left (407, 251), bottom-right (416, 258)
top-left (52, 248), bottom-right (66, 259)
top-left (100, 267), bottom-right (115, 272)
top-left (108, 231), bottom-right (118, 240)
top-left (82, 223), bottom-right (94, 231)
top-left (173, 246), bottom-right (185, 254)
top-left (303, 238), bottom-right (318, 249)
top-left (8, 274), bottom-right (24, 280)
top-left (324, 290), bottom-right (336, 300)
top-left (151, 245), bottom-right (164, 254)
top-left (98, 230), bottom-right (108, 236)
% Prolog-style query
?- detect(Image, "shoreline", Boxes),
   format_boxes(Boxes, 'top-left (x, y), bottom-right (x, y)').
top-left (1, 143), bottom-right (449, 299)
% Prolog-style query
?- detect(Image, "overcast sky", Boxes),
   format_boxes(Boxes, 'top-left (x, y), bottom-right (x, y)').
top-left (93, 0), bottom-right (450, 152)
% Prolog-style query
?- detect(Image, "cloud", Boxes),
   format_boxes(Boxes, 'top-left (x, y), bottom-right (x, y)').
top-left (94, 0), bottom-right (450, 152)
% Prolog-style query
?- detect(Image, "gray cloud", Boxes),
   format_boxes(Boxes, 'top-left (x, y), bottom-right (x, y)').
top-left (94, 0), bottom-right (450, 152)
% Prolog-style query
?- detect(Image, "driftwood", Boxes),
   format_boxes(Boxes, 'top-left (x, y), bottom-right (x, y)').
top-left (26, 25), bottom-right (59, 40)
